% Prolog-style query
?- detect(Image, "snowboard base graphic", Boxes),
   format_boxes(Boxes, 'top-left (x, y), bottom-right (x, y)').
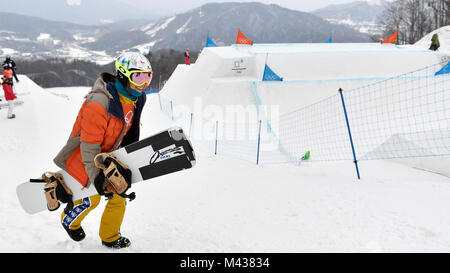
top-left (17, 127), bottom-right (196, 214)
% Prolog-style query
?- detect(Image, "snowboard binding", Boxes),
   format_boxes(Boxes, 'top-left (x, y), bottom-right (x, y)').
top-left (94, 153), bottom-right (135, 201)
top-left (31, 172), bottom-right (74, 213)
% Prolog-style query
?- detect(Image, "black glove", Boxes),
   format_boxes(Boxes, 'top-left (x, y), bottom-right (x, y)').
top-left (94, 171), bottom-right (107, 196)
top-left (93, 165), bottom-right (134, 201)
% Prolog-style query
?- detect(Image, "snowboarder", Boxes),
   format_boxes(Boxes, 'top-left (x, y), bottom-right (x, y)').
top-left (1, 68), bottom-right (17, 119)
top-left (52, 51), bottom-right (153, 248)
top-left (184, 48), bottom-right (190, 65)
top-left (2, 56), bottom-right (19, 83)
top-left (429, 33), bottom-right (440, 51)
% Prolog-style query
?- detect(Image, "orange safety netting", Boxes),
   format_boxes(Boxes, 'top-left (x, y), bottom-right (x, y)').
top-left (381, 30), bottom-right (398, 44)
top-left (236, 29), bottom-right (253, 45)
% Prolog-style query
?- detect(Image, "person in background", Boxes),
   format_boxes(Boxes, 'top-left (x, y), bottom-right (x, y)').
top-left (429, 33), bottom-right (440, 51)
top-left (2, 56), bottom-right (19, 83)
top-left (184, 48), bottom-right (190, 65)
top-left (1, 68), bottom-right (17, 119)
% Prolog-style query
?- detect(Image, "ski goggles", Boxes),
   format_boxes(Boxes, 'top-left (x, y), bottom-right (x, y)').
top-left (129, 70), bottom-right (153, 87)
top-left (120, 69), bottom-right (152, 87)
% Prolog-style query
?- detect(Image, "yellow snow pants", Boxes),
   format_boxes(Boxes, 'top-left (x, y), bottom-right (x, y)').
top-left (61, 193), bottom-right (126, 243)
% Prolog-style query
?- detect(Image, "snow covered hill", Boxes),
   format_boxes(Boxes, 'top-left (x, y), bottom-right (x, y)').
top-left (415, 25), bottom-right (450, 54)
top-left (0, 2), bottom-right (370, 63)
top-left (161, 42), bottom-right (444, 116)
top-left (1, 73), bottom-right (450, 252)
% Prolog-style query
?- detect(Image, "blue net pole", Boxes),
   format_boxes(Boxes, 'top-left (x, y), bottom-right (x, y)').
top-left (256, 120), bottom-right (262, 165)
top-left (339, 88), bottom-right (361, 180)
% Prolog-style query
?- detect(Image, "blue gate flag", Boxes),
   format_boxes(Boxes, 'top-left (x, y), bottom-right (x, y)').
top-left (263, 64), bottom-right (283, 81)
top-left (206, 36), bottom-right (217, 47)
top-left (435, 62), bottom-right (450, 76)
top-left (326, 36), bottom-right (332, 43)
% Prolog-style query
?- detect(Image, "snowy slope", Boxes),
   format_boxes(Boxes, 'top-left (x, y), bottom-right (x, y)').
top-left (1, 75), bottom-right (450, 252)
top-left (415, 25), bottom-right (450, 54)
top-left (162, 43), bottom-right (444, 116)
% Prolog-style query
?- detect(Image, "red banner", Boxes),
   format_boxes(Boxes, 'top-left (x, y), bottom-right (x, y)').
top-left (381, 30), bottom-right (398, 44)
top-left (236, 29), bottom-right (253, 45)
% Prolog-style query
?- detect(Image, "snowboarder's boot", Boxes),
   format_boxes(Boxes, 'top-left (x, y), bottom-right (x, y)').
top-left (102, 236), bottom-right (131, 249)
top-left (7, 114), bottom-right (15, 119)
top-left (62, 224), bottom-right (86, 242)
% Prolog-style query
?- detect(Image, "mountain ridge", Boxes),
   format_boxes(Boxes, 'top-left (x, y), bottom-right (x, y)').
top-left (312, 0), bottom-right (386, 35)
top-left (0, 2), bottom-right (371, 64)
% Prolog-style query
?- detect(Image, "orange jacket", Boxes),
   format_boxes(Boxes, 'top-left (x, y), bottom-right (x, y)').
top-left (54, 73), bottom-right (146, 187)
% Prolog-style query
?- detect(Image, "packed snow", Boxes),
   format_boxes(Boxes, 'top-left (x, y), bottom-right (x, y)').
top-left (1, 39), bottom-right (450, 252)
top-left (415, 25), bottom-right (450, 53)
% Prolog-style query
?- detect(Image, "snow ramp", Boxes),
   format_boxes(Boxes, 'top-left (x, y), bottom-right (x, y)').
top-left (159, 43), bottom-right (450, 167)
top-left (161, 43), bottom-right (444, 116)
top-left (0, 75), bottom-right (89, 174)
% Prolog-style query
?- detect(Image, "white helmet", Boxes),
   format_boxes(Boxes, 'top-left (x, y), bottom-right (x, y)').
top-left (115, 52), bottom-right (152, 84)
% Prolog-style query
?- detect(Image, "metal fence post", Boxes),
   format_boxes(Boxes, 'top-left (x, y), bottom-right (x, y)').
top-left (256, 120), bottom-right (262, 165)
top-left (158, 93), bottom-right (162, 111)
top-left (189, 113), bottom-right (193, 138)
top-left (214, 120), bottom-right (219, 155)
top-left (338, 88), bottom-right (361, 180)
top-left (158, 73), bottom-right (163, 111)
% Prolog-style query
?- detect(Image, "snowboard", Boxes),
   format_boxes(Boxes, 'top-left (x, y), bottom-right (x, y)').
top-left (17, 126), bottom-right (196, 214)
